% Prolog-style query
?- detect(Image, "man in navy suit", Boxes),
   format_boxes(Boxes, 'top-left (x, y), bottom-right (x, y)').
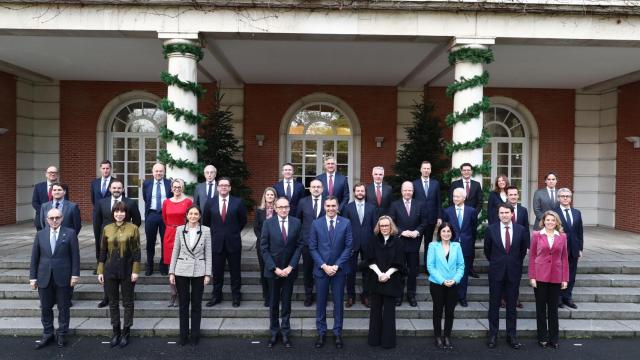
top-left (295, 179), bottom-right (325, 307)
top-left (449, 163), bottom-right (483, 278)
top-left (506, 185), bottom-right (529, 308)
top-left (193, 164), bottom-right (217, 213)
top-left (343, 183), bottom-right (377, 307)
top-left (484, 204), bottom-right (529, 350)
top-left (273, 163), bottom-right (305, 217)
top-left (412, 161), bottom-right (442, 266)
top-left (29, 208), bottom-right (80, 349)
top-left (203, 177), bottom-right (247, 307)
top-left (90, 160), bottom-right (114, 274)
top-left (555, 188), bottom-right (583, 309)
top-left (32, 165), bottom-right (69, 229)
top-left (309, 196), bottom-right (353, 349)
top-left (260, 197), bottom-right (304, 348)
top-left (442, 188), bottom-right (477, 307)
top-left (365, 166), bottom-right (393, 217)
top-left (316, 156), bottom-right (350, 213)
top-left (142, 163), bottom-right (173, 276)
top-left (38, 183), bottom-right (82, 235)
top-left (389, 181), bottom-right (427, 307)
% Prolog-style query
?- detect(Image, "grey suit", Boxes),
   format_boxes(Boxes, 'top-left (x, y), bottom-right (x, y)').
top-left (532, 188), bottom-right (559, 230)
top-left (169, 225), bottom-right (213, 278)
top-left (193, 181), bottom-right (217, 212)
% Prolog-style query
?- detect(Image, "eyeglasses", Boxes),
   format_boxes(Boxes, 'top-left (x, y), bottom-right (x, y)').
top-left (47, 171), bottom-right (58, 174)
top-left (559, 195), bottom-right (572, 198)
top-left (276, 206), bottom-right (290, 209)
top-left (379, 224), bottom-right (390, 228)
top-left (47, 216), bottom-right (62, 220)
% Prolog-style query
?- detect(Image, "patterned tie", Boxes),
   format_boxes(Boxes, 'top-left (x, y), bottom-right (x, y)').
top-left (565, 208), bottom-right (573, 228)
top-left (155, 181), bottom-right (162, 211)
top-left (207, 182), bottom-right (213, 198)
top-left (329, 219), bottom-right (335, 246)
top-left (286, 181), bottom-right (292, 200)
top-left (101, 178), bottom-right (108, 196)
top-left (405, 201), bottom-right (411, 216)
top-left (50, 230), bottom-right (57, 254)
top-left (357, 203), bottom-right (364, 224)
top-left (47, 185), bottom-right (53, 201)
top-left (313, 198), bottom-right (319, 219)
top-left (465, 181), bottom-right (470, 197)
top-left (375, 185), bottom-right (382, 206)
top-left (328, 175), bottom-right (334, 196)
top-left (505, 225), bottom-right (511, 254)
top-left (281, 219), bottom-right (287, 244)
top-left (221, 198), bottom-right (227, 223)
top-left (424, 179), bottom-right (429, 196)
top-left (457, 207), bottom-right (463, 228)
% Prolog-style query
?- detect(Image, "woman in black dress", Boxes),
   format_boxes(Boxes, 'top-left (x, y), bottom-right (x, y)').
top-left (366, 215), bottom-right (405, 349)
top-left (253, 187), bottom-right (277, 307)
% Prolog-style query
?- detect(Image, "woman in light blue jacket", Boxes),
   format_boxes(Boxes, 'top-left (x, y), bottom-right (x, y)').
top-left (427, 222), bottom-right (465, 350)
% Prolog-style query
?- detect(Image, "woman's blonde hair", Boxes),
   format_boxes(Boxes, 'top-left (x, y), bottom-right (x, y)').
top-left (259, 187), bottom-right (277, 210)
top-left (538, 210), bottom-right (564, 233)
top-left (373, 215), bottom-right (398, 236)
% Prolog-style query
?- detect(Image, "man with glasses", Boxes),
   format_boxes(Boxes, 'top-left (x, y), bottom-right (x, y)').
top-left (554, 188), bottom-right (583, 309)
top-left (32, 166), bottom-right (69, 229)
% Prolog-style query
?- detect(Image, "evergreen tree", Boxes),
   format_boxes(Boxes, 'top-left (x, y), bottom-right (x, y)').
top-left (198, 88), bottom-right (254, 210)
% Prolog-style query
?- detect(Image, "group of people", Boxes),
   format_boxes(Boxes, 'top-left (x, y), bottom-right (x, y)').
top-left (28, 158), bottom-right (584, 352)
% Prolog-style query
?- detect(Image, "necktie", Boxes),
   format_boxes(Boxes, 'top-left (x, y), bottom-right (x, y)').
top-left (47, 185), bottom-right (53, 201)
top-left (313, 198), bottom-right (319, 218)
top-left (357, 203), bottom-right (364, 224)
top-left (55, 201), bottom-right (60, 209)
top-left (375, 185), bottom-right (382, 206)
top-left (405, 201), bottom-right (411, 216)
top-left (50, 230), bottom-right (57, 254)
top-left (328, 174), bottom-right (334, 195)
top-left (207, 182), bottom-right (213, 198)
top-left (550, 189), bottom-right (555, 202)
top-left (221, 198), bottom-right (227, 223)
top-left (457, 207), bottom-right (463, 227)
top-left (281, 219), bottom-right (287, 244)
top-left (155, 181), bottom-right (162, 211)
top-left (101, 178), bottom-right (108, 196)
top-left (465, 181), bottom-right (470, 197)
top-left (512, 206), bottom-right (517, 223)
top-left (424, 180), bottom-right (429, 196)
top-left (565, 208), bottom-right (573, 228)
top-left (286, 182), bottom-right (292, 200)
top-left (505, 225), bottom-right (511, 254)
top-left (329, 219), bottom-right (335, 246)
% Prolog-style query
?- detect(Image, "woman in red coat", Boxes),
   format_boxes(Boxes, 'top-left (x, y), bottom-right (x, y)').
top-left (529, 210), bottom-right (569, 349)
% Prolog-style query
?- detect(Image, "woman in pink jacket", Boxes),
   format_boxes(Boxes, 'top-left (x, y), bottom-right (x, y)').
top-left (529, 210), bottom-right (569, 349)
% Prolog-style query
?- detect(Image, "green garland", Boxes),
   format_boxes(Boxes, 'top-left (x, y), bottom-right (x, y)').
top-left (158, 150), bottom-right (204, 175)
top-left (445, 97), bottom-right (491, 127)
top-left (445, 129), bottom-right (491, 156)
top-left (162, 43), bottom-right (204, 62)
top-left (445, 71), bottom-right (489, 98)
top-left (159, 127), bottom-right (207, 152)
top-left (159, 98), bottom-right (207, 125)
top-left (448, 47), bottom-right (494, 65)
top-left (161, 72), bottom-right (207, 98)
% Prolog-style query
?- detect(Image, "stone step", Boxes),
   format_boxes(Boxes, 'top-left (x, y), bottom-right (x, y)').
top-left (3, 269), bottom-right (640, 288)
top-left (3, 284), bottom-right (640, 303)
top-left (2, 299), bottom-right (639, 321)
top-left (0, 316), bottom-right (638, 338)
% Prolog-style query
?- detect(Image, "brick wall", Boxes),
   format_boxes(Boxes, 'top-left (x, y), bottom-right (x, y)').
top-left (0, 72), bottom-right (16, 225)
top-left (616, 82), bottom-right (640, 233)
top-left (243, 84), bottom-right (397, 206)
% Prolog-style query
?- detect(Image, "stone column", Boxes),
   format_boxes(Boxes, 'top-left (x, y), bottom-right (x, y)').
top-left (162, 37), bottom-right (200, 183)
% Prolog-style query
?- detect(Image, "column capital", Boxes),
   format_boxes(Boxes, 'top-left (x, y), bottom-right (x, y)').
top-left (449, 37), bottom-right (495, 51)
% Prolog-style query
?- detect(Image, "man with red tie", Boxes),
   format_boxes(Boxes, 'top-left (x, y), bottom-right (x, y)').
top-left (365, 166), bottom-right (393, 217)
top-left (316, 156), bottom-right (350, 213)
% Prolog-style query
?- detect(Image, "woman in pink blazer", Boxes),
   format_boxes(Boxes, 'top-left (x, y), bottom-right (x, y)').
top-left (529, 210), bottom-right (569, 349)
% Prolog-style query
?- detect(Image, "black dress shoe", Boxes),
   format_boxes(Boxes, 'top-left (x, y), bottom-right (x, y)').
top-left (487, 335), bottom-right (497, 349)
top-left (345, 297), bottom-right (354, 308)
top-left (232, 299), bottom-right (241, 308)
top-left (34, 334), bottom-right (54, 350)
top-left (304, 296), bottom-right (313, 307)
top-left (459, 299), bottom-right (468, 307)
top-left (206, 298), bottom-right (221, 307)
top-left (469, 270), bottom-right (480, 278)
top-left (119, 327), bottom-right (130, 348)
top-left (69, 301), bottom-right (73, 308)
top-left (507, 337), bottom-right (522, 350)
top-left (178, 337), bottom-right (189, 346)
top-left (56, 334), bottom-right (65, 348)
top-left (190, 336), bottom-right (199, 346)
top-left (283, 336), bottom-right (292, 348)
top-left (435, 336), bottom-right (444, 349)
top-left (145, 268), bottom-right (153, 276)
top-left (443, 337), bottom-right (453, 350)
top-left (263, 300), bottom-right (270, 308)
top-left (314, 335), bottom-right (325, 348)
top-left (395, 298), bottom-right (402, 307)
top-left (98, 298), bottom-right (109, 308)
top-left (334, 335), bottom-right (344, 349)
top-left (409, 296), bottom-right (418, 307)
top-left (549, 341), bottom-right (559, 349)
top-left (267, 335), bottom-right (277, 348)
top-left (538, 340), bottom-right (548, 348)
top-left (565, 300), bottom-right (578, 309)
top-left (558, 302), bottom-right (565, 309)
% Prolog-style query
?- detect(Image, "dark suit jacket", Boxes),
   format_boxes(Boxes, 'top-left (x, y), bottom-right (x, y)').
top-left (388, 199), bottom-right (427, 253)
top-left (142, 178), bottom-right (173, 216)
top-left (273, 180), bottom-right (305, 217)
top-left (554, 206), bottom-right (584, 259)
top-left (365, 182), bottom-right (393, 217)
top-left (483, 222), bottom-right (529, 283)
top-left (193, 181), bottom-right (217, 213)
top-left (203, 195), bottom-right (248, 253)
top-left (260, 216), bottom-right (304, 278)
top-left (95, 196), bottom-right (142, 234)
top-left (38, 200), bottom-right (82, 235)
top-left (295, 196), bottom-right (325, 244)
top-left (316, 172), bottom-right (350, 212)
top-left (343, 201), bottom-right (377, 252)
top-left (29, 226), bottom-right (80, 289)
top-left (513, 204), bottom-right (530, 232)
top-left (90, 177), bottom-right (114, 211)
top-left (308, 216), bottom-right (353, 276)
top-left (32, 181), bottom-right (69, 228)
top-left (442, 205), bottom-right (478, 257)
top-left (487, 191), bottom-right (505, 225)
top-left (450, 178), bottom-right (483, 215)
top-left (412, 177), bottom-right (442, 224)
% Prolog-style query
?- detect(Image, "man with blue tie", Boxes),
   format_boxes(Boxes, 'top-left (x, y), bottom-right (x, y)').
top-left (343, 183), bottom-right (377, 308)
top-left (193, 165), bottom-right (217, 212)
top-left (273, 163), bottom-right (305, 217)
top-left (38, 183), bottom-right (82, 236)
top-left (295, 179), bottom-right (325, 307)
top-left (142, 163), bottom-right (173, 276)
top-left (442, 188), bottom-right (477, 307)
top-left (309, 196), bottom-right (352, 349)
top-left (412, 161), bottom-right (442, 267)
top-left (32, 166), bottom-right (69, 229)
top-left (555, 188), bottom-right (583, 310)
top-left (90, 160), bottom-right (113, 272)
top-left (316, 156), bottom-right (350, 213)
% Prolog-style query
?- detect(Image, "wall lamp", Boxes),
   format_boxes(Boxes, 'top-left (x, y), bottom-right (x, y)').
top-left (626, 136), bottom-right (640, 149)
top-left (256, 134), bottom-right (265, 146)
top-left (375, 136), bottom-right (384, 148)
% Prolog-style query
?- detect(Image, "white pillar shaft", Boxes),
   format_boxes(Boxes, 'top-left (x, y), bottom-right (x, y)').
top-left (164, 40), bottom-right (198, 183)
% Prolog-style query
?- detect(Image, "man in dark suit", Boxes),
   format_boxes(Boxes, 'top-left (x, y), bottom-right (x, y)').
top-left (295, 179), bottom-right (325, 307)
top-left (365, 166), bottom-right (393, 217)
top-left (533, 172), bottom-right (559, 230)
top-left (203, 177), bottom-right (247, 307)
top-left (484, 203), bottom-right (529, 349)
top-left (309, 196), bottom-right (353, 349)
top-left (29, 208), bottom-right (80, 349)
top-left (412, 160), bottom-right (443, 265)
top-left (389, 181), bottom-right (427, 307)
top-left (343, 183), bottom-right (377, 307)
top-left (260, 197), bottom-right (304, 348)
top-left (193, 164), bottom-right (217, 212)
top-left (38, 183), bottom-right (81, 235)
top-left (32, 165), bottom-right (69, 229)
top-left (449, 162), bottom-right (482, 278)
top-left (506, 185), bottom-right (529, 308)
top-left (442, 188), bottom-right (477, 307)
top-left (94, 179), bottom-right (142, 308)
top-left (316, 156), bottom-right (350, 213)
top-left (142, 163), bottom-right (173, 276)
top-left (555, 188), bottom-right (583, 310)
top-left (273, 163), bottom-right (305, 217)
top-left (90, 160), bottom-right (114, 274)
